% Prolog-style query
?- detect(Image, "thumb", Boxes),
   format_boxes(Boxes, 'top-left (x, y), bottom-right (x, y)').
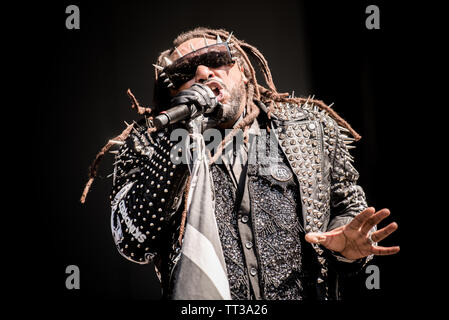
top-left (305, 232), bottom-right (327, 244)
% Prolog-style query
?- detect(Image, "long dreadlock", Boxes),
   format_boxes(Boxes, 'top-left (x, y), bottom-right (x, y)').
top-left (80, 89), bottom-right (155, 203)
top-left (81, 27), bottom-right (361, 207)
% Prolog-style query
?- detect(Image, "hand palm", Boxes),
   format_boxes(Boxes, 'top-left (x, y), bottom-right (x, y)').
top-left (305, 207), bottom-right (400, 260)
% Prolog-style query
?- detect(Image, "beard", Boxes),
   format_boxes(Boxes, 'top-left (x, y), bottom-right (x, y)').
top-left (212, 81), bottom-right (246, 125)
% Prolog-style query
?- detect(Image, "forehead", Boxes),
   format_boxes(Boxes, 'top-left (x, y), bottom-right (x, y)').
top-left (169, 37), bottom-right (219, 60)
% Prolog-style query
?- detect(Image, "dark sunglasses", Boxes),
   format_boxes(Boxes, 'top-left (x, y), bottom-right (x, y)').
top-left (162, 42), bottom-right (235, 89)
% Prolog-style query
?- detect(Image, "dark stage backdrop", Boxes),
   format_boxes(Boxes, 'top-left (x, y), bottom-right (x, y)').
top-left (17, 0), bottom-right (417, 304)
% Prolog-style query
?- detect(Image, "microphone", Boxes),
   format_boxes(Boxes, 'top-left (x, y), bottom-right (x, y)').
top-left (152, 84), bottom-right (219, 130)
top-left (153, 104), bottom-right (195, 130)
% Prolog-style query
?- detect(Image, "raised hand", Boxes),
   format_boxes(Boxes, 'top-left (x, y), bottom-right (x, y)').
top-left (305, 207), bottom-right (400, 260)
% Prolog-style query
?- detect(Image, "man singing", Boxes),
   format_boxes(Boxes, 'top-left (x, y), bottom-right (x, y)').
top-left (88, 27), bottom-right (399, 300)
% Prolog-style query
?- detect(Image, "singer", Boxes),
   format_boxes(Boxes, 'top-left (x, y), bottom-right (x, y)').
top-left (82, 28), bottom-right (399, 300)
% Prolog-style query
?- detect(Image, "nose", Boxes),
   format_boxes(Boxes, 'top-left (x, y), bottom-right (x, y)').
top-left (194, 65), bottom-right (215, 83)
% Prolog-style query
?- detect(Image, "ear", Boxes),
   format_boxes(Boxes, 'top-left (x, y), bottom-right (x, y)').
top-left (240, 65), bottom-right (248, 84)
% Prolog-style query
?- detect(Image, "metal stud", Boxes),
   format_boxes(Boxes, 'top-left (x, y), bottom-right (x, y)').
top-left (226, 31), bottom-right (233, 43)
top-left (152, 64), bottom-right (164, 71)
top-left (174, 46), bottom-right (183, 58)
top-left (164, 57), bottom-right (173, 66)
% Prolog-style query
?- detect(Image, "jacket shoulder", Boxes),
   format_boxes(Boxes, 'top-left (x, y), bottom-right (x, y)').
top-left (270, 100), bottom-right (338, 128)
top-left (270, 100), bottom-right (358, 155)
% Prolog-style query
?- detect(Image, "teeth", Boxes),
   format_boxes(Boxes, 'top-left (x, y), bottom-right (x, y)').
top-left (209, 85), bottom-right (220, 96)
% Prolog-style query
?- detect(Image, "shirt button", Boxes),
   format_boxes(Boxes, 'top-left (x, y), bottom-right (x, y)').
top-left (241, 215), bottom-right (249, 223)
top-left (250, 267), bottom-right (257, 276)
top-left (245, 241), bottom-right (253, 249)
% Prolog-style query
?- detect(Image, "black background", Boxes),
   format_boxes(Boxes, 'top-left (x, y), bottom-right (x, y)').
top-left (9, 0), bottom-right (434, 311)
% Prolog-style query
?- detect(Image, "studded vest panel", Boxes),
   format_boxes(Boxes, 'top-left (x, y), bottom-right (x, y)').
top-left (246, 138), bottom-right (306, 300)
top-left (210, 132), bottom-right (322, 300)
top-left (210, 163), bottom-right (251, 300)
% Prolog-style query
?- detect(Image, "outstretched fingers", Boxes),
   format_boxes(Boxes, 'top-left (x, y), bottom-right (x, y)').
top-left (347, 207), bottom-right (375, 231)
top-left (370, 245), bottom-right (400, 256)
top-left (305, 207), bottom-right (400, 257)
top-left (370, 222), bottom-right (398, 243)
top-left (360, 208), bottom-right (391, 235)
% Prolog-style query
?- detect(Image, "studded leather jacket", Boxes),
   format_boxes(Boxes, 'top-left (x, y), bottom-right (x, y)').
top-left (109, 100), bottom-right (370, 300)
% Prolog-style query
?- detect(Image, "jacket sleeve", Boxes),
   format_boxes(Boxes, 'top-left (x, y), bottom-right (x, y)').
top-left (327, 123), bottom-right (368, 232)
top-left (110, 124), bottom-right (188, 264)
top-left (323, 117), bottom-right (375, 268)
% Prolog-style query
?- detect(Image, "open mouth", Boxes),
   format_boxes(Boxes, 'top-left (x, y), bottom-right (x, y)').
top-left (205, 80), bottom-right (225, 101)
